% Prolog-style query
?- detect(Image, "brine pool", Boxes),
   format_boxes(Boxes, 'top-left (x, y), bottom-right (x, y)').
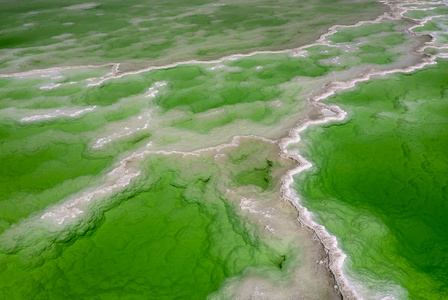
top-left (0, 0), bottom-right (447, 299)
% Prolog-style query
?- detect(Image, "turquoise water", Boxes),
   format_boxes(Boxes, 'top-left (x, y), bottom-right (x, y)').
top-left (0, 0), bottom-right (447, 299)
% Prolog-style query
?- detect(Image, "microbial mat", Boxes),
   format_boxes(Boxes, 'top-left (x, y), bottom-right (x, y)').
top-left (0, 0), bottom-right (447, 299)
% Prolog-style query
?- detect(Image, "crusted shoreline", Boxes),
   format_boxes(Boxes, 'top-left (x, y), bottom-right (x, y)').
top-left (278, 0), bottom-right (448, 299)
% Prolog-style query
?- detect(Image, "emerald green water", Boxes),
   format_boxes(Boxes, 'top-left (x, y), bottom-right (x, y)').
top-left (1, 0), bottom-right (447, 298)
top-left (0, 142), bottom-right (297, 298)
top-left (295, 60), bottom-right (448, 299)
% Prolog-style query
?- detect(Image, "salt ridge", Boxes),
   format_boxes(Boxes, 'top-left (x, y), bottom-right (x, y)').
top-left (0, 0), bottom-right (446, 298)
top-left (279, 0), bottom-right (448, 299)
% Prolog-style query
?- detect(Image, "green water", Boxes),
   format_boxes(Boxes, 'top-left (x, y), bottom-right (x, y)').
top-left (0, 141), bottom-right (298, 299)
top-left (295, 60), bottom-right (448, 299)
top-left (0, 0), bottom-right (447, 298)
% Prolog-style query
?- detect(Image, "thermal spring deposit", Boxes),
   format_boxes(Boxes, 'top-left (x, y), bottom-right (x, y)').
top-left (0, 0), bottom-right (447, 299)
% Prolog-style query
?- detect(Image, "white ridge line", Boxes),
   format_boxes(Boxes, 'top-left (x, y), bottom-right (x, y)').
top-left (277, 0), bottom-right (448, 299)
top-left (0, 0), bottom-right (445, 85)
top-left (135, 3), bottom-right (448, 295)
top-left (31, 135), bottom-right (276, 226)
top-left (51, 0), bottom-right (448, 88)
top-left (1, 0), bottom-right (446, 297)
top-left (0, 62), bottom-right (120, 78)
top-left (84, 49), bottom-right (293, 86)
top-left (67, 3), bottom-right (404, 87)
top-left (0, 0), bottom-right (394, 82)
top-left (148, 135), bottom-right (277, 157)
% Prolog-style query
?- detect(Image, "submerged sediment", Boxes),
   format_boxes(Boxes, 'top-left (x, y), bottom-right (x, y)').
top-left (0, 0), bottom-right (447, 298)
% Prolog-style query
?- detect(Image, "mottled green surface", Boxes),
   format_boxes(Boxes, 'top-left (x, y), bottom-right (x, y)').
top-left (1, 0), bottom-right (448, 298)
top-left (295, 59), bottom-right (448, 299)
top-left (0, 17), bottom-right (419, 233)
top-left (0, 0), bottom-right (383, 73)
top-left (0, 140), bottom-right (297, 299)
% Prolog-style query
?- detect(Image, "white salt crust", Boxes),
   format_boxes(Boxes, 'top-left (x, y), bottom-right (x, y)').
top-left (0, 0), bottom-right (447, 298)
